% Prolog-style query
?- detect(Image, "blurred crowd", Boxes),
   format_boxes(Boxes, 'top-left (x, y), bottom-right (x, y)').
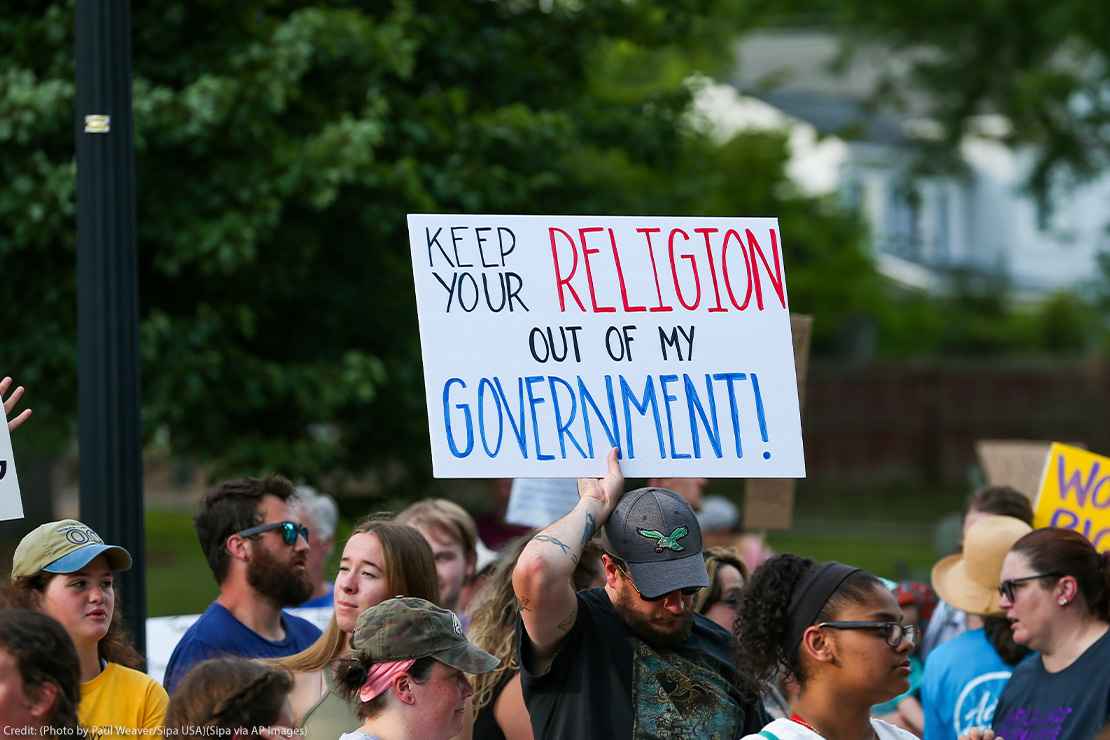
top-left (3, 380), bottom-right (1109, 740)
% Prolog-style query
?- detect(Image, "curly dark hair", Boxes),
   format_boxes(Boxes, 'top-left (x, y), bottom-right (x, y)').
top-left (8, 574), bottom-right (144, 670)
top-left (734, 554), bottom-right (885, 694)
top-left (165, 658), bottom-right (292, 731)
top-left (195, 475), bottom-right (296, 584)
top-left (0, 608), bottom-right (81, 732)
top-left (333, 655), bottom-right (437, 719)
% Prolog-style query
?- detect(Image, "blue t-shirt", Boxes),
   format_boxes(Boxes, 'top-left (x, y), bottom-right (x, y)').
top-left (163, 602), bottom-right (321, 693)
top-left (299, 582), bottom-right (335, 609)
top-left (921, 628), bottom-right (1013, 740)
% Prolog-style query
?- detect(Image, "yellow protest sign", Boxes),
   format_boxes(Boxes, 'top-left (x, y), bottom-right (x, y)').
top-left (1033, 443), bottom-right (1110, 552)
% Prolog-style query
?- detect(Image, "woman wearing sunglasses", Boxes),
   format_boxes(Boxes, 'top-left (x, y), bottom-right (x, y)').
top-left (978, 527), bottom-right (1110, 740)
top-left (695, 546), bottom-right (749, 632)
top-left (8, 520), bottom-right (168, 737)
top-left (272, 518), bottom-right (439, 737)
top-left (735, 554), bottom-right (919, 740)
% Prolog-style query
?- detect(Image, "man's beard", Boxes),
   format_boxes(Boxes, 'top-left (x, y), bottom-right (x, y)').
top-left (247, 543), bottom-right (313, 606)
top-left (612, 592), bottom-right (694, 649)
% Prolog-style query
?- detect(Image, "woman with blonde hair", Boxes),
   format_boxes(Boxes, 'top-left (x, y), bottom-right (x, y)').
top-left (273, 518), bottom-right (438, 737)
top-left (695, 546), bottom-right (749, 632)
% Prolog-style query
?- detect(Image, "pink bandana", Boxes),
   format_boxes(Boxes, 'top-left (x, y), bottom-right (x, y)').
top-left (357, 659), bottom-right (416, 703)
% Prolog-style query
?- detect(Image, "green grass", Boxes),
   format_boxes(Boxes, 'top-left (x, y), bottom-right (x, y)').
top-left (145, 509), bottom-right (218, 616)
top-left (144, 509), bottom-right (357, 617)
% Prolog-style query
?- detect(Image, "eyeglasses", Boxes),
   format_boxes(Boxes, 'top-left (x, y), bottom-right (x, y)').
top-left (817, 621), bottom-right (918, 648)
top-left (998, 572), bottom-right (1063, 603)
top-left (610, 557), bottom-right (701, 602)
top-left (235, 521), bottom-right (310, 546)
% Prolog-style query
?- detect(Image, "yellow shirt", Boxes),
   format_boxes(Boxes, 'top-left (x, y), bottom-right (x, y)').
top-left (80, 662), bottom-right (168, 739)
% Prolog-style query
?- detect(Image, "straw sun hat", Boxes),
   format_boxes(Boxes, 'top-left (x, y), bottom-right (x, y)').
top-left (931, 515), bottom-right (1032, 616)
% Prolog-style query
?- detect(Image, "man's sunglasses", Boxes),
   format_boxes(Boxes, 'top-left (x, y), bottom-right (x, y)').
top-left (817, 620), bottom-right (918, 648)
top-left (609, 556), bottom-right (701, 602)
top-left (998, 572), bottom-right (1063, 603)
top-left (235, 521), bottom-right (310, 546)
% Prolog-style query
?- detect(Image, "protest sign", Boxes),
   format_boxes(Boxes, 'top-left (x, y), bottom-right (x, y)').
top-left (505, 478), bottom-right (580, 528)
top-left (1033, 443), bottom-right (1110, 552)
top-left (0, 417), bottom-right (23, 521)
top-left (407, 214), bottom-right (805, 478)
top-left (743, 480), bottom-right (795, 531)
top-left (743, 313), bottom-right (812, 530)
top-left (977, 440), bottom-right (1059, 499)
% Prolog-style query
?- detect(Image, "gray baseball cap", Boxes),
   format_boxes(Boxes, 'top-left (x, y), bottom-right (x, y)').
top-left (604, 487), bottom-right (708, 599)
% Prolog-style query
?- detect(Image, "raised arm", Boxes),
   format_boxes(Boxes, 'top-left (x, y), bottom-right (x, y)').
top-left (512, 448), bottom-right (624, 663)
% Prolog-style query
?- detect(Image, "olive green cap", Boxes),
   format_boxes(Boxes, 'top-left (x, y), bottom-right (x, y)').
top-left (11, 519), bottom-right (132, 579)
top-left (351, 596), bottom-right (499, 674)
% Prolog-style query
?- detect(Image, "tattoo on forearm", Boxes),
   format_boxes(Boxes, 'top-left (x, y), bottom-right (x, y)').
top-left (533, 534), bottom-right (578, 563)
top-left (556, 612), bottom-right (575, 633)
top-left (580, 512), bottom-right (596, 547)
top-left (519, 596), bottom-right (533, 612)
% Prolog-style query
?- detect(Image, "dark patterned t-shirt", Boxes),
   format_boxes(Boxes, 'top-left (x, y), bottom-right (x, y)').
top-left (518, 587), bottom-right (766, 739)
top-left (992, 627), bottom-right (1110, 740)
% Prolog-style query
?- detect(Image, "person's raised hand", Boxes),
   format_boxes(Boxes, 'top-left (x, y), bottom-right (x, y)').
top-left (577, 448), bottom-right (625, 523)
top-left (1, 377), bottom-right (31, 432)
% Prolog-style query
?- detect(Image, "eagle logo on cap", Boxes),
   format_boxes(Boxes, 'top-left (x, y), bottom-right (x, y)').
top-left (637, 526), bottom-right (688, 553)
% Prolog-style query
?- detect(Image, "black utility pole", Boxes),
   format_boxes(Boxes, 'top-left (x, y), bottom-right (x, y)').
top-left (75, 0), bottom-right (146, 655)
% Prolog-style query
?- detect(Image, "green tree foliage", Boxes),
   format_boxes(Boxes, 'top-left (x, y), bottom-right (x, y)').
top-left (1, 1), bottom-right (871, 493)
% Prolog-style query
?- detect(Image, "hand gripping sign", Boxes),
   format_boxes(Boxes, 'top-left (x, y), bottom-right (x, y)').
top-left (407, 214), bottom-right (806, 479)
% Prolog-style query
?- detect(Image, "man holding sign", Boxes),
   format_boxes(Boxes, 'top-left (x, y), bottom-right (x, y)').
top-left (512, 449), bottom-right (767, 739)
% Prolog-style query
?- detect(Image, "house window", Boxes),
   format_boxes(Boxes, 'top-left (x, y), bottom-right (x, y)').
top-left (884, 180), bottom-right (920, 259)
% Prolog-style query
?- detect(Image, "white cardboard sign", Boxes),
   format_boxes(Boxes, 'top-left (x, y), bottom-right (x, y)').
top-left (505, 478), bottom-right (581, 529)
top-left (0, 418), bottom-right (23, 521)
top-left (407, 214), bottom-right (805, 478)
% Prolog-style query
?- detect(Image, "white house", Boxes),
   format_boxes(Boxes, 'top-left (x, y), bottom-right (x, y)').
top-left (699, 29), bottom-right (1110, 298)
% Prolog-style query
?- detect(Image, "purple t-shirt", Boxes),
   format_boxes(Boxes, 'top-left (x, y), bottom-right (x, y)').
top-left (993, 627), bottom-right (1110, 740)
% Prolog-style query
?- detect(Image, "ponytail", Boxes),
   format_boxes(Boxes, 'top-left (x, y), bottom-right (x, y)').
top-left (735, 554), bottom-right (813, 695)
top-left (982, 616), bottom-right (1030, 666)
top-left (1100, 551), bottom-right (1110, 621)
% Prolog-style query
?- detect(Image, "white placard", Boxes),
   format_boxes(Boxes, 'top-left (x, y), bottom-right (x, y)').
top-left (0, 417), bottom-right (23, 521)
top-left (145, 607), bottom-right (333, 684)
top-left (505, 478), bottom-right (581, 528)
top-left (408, 214), bottom-right (806, 478)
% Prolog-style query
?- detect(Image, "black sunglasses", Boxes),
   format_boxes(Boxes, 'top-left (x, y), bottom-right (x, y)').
top-left (236, 521), bottom-right (310, 546)
top-left (817, 620), bottom-right (918, 648)
top-left (998, 572), bottom-right (1063, 603)
top-left (610, 556), bottom-right (701, 601)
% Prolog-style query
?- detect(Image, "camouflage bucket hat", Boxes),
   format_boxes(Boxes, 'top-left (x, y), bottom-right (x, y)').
top-left (350, 596), bottom-right (499, 674)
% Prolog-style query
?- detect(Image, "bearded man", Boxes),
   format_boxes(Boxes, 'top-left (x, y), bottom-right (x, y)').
top-left (163, 475), bottom-right (321, 693)
top-left (513, 449), bottom-right (768, 739)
